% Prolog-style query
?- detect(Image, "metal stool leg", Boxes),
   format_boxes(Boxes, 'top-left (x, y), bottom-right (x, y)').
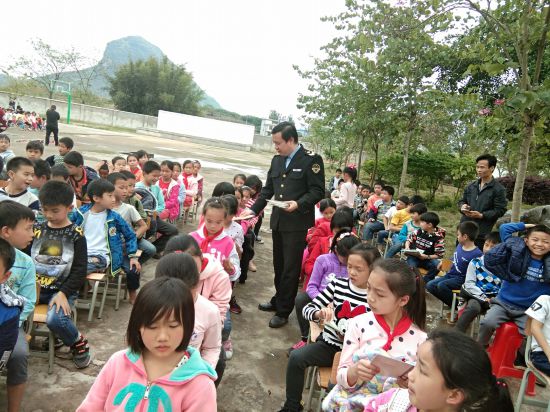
top-left (88, 281), bottom-right (100, 322)
top-left (97, 277), bottom-right (109, 319)
top-left (48, 330), bottom-right (55, 374)
top-left (306, 366), bottom-right (318, 410)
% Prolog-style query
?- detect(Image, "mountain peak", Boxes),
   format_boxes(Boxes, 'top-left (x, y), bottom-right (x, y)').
top-left (100, 36), bottom-right (164, 69)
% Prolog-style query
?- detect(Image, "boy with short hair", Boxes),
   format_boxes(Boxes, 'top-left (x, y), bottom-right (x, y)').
top-left (63, 151), bottom-right (99, 203)
top-left (29, 159), bottom-right (51, 196)
top-left (0, 201), bottom-right (36, 412)
top-left (405, 211), bottom-right (446, 281)
top-left (455, 231), bottom-right (502, 333)
top-left (0, 134), bottom-right (15, 179)
top-left (46, 136), bottom-right (74, 167)
top-left (111, 156), bottom-right (127, 172)
top-left (32, 180), bottom-right (91, 368)
top-left (120, 170), bottom-right (147, 220)
top-left (135, 160), bottom-right (178, 254)
top-left (478, 223), bottom-right (550, 347)
top-left (106, 172), bottom-right (155, 303)
top-left (71, 179), bottom-right (140, 276)
top-left (363, 185), bottom-right (396, 241)
top-left (426, 221), bottom-right (483, 308)
top-left (25, 140), bottom-right (44, 160)
top-left (376, 195), bottom-right (408, 252)
top-left (51, 163), bottom-right (70, 182)
top-left (0, 238), bottom-right (24, 373)
top-left (365, 181), bottom-right (383, 213)
top-left (0, 157), bottom-right (40, 212)
top-left (385, 202), bottom-right (427, 258)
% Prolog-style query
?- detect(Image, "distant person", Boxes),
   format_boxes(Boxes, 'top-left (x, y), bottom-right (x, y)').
top-left (45, 105), bottom-right (60, 146)
top-left (458, 154), bottom-right (507, 249)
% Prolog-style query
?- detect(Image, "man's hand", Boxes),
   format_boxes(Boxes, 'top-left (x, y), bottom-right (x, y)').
top-left (239, 209), bottom-right (256, 219)
top-left (130, 258), bottom-right (141, 273)
top-left (464, 210), bottom-right (483, 219)
top-left (284, 201), bottom-right (298, 213)
top-left (50, 291), bottom-right (71, 316)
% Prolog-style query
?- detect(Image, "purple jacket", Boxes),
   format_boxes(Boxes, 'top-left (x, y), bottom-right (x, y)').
top-left (307, 252), bottom-right (348, 299)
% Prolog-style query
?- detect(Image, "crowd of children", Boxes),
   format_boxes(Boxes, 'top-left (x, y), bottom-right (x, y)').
top-left (0, 132), bottom-right (548, 412)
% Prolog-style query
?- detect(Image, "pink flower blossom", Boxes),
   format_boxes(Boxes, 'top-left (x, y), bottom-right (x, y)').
top-left (494, 99), bottom-right (505, 106)
top-left (478, 108), bottom-right (491, 116)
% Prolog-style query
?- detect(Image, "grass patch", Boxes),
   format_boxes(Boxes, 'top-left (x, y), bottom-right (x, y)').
top-left (68, 121), bottom-right (135, 134)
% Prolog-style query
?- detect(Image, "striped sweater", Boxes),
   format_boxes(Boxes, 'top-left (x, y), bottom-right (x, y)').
top-left (303, 277), bottom-right (370, 348)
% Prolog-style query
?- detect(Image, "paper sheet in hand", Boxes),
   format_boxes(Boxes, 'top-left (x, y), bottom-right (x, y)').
top-left (267, 199), bottom-right (290, 209)
top-left (371, 354), bottom-right (414, 378)
top-left (402, 249), bottom-right (424, 256)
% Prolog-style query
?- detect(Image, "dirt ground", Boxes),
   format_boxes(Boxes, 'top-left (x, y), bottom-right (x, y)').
top-left (0, 124), bottom-right (547, 411)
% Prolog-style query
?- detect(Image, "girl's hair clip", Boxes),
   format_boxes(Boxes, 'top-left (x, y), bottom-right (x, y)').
top-left (336, 232), bottom-right (353, 242)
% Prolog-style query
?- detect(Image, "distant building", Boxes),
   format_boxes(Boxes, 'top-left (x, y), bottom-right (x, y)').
top-left (260, 119), bottom-right (277, 136)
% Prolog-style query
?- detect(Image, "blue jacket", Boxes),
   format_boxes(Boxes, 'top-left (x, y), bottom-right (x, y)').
top-left (484, 222), bottom-right (550, 283)
top-left (71, 204), bottom-right (138, 275)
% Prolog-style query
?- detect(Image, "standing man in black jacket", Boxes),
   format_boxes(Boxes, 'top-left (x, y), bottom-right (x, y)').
top-left (242, 122), bottom-right (325, 328)
top-left (45, 105), bottom-right (60, 146)
top-left (458, 154), bottom-right (507, 249)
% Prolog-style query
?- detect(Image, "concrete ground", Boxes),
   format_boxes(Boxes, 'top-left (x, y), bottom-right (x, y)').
top-left (0, 124), bottom-right (547, 411)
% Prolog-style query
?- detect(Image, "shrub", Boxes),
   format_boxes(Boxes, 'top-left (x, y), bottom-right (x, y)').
top-left (497, 176), bottom-right (550, 205)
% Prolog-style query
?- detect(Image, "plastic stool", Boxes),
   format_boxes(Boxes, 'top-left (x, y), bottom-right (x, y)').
top-left (487, 322), bottom-right (536, 396)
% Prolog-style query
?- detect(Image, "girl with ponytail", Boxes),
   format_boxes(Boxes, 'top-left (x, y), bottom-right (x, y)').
top-left (323, 259), bottom-right (428, 411)
top-left (363, 328), bottom-right (513, 412)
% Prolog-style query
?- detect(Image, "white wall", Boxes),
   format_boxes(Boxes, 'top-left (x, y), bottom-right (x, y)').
top-left (157, 110), bottom-right (255, 145)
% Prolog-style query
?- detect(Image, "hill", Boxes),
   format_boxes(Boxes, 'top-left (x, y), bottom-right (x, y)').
top-left (3, 36), bottom-right (222, 110)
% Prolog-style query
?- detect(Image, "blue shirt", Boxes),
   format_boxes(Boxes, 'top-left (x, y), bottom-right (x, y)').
top-left (285, 144), bottom-right (301, 169)
top-left (447, 244), bottom-right (483, 281)
top-left (499, 259), bottom-right (550, 309)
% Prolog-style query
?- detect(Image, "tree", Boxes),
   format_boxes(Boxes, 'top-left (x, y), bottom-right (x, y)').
top-left (269, 110), bottom-right (281, 121)
top-left (109, 57), bottom-right (204, 116)
top-left (5, 39), bottom-right (76, 99)
top-left (443, 0), bottom-right (550, 220)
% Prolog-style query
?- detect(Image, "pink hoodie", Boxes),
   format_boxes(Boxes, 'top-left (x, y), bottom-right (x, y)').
top-left (199, 254), bottom-right (232, 324)
top-left (157, 178), bottom-right (180, 221)
top-left (191, 227), bottom-right (241, 282)
top-left (191, 295), bottom-right (221, 367)
top-left (77, 347), bottom-right (217, 412)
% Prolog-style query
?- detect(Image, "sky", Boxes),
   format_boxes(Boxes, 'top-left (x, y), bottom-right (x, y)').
top-left (3, 0), bottom-right (345, 121)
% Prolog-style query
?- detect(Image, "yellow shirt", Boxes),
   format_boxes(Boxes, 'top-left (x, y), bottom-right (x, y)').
top-left (391, 209), bottom-right (411, 227)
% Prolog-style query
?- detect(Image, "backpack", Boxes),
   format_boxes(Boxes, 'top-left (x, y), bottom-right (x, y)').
top-left (134, 187), bottom-right (158, 213)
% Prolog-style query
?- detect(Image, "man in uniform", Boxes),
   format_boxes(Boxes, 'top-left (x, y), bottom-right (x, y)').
top-left (242, 121), bottom-right (325, 328)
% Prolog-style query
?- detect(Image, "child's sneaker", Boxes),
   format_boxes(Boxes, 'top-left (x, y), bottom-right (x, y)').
top-left (229, 296), bottom-right (242, 314)
top-left (287, 339), bottom-right (307, 356)
top-left (223, 339), bottom-right (233, 360)
top-left (71, 334), bottom-right (91, 369)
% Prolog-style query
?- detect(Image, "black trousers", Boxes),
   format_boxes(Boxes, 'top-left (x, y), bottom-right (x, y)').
top-left (239, 229), bottom-right (255, 283)
top-left (45, 126), bottom-right (59, 145)
top-left (284, 339), bottom-right (339, 410)
top-left (271, 229), bottom-right (307, 318)
top-left (152, 217), bottom-right (178, 253)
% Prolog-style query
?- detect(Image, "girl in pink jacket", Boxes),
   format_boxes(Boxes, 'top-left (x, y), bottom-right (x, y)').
top-left (78, 277), bottom-right (217, 412)
top-left (155, 252), bottom-right (222, 368)
top-left (190, 197), bottom-right (241, 282)
top-left (165, 235), bottom-right (232, 324)
top-left (157, 160), bottom-right (181, 221)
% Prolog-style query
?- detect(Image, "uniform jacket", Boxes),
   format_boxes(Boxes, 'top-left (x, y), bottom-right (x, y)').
top-left (251, 145), bottom-right (325, 231)
top-left (71, 204), bottom-right (138, 275)
top-left (77, 347), bottom-right (217, 412)
top-left (458, 177), bottom-right (507, 236)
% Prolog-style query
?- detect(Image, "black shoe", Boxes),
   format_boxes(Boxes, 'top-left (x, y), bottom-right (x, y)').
top-left (258, 302), bottom-right (277, 312)
top-left (269, 315), bottom-right (288, 328)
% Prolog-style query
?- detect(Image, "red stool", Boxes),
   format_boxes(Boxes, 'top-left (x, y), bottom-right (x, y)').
top-left (487, 322), bottom-right (536, 396)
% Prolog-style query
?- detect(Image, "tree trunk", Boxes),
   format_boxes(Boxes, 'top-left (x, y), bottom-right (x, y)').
top-left (399, 128), bottom-right (413, 195)
top-left (356, 133), bottom-right (367, 180)
top-left (371, 141), bottom-right (379, 186)
top-left (511, 113), bottom-right (535, 221)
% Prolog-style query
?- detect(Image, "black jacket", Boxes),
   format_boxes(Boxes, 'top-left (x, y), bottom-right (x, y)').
top-left (458, 178), bottom-right (507, 237)
top-left (46, 109), bottom-right (60, 128)
top-left (251, 145), bottom-right (325, 232)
